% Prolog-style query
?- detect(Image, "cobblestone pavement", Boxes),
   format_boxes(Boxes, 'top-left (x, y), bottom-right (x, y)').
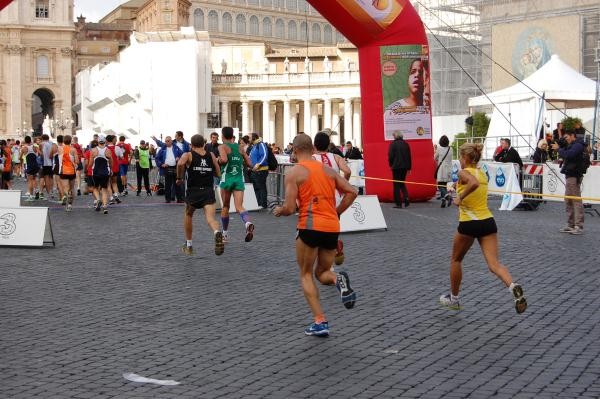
top-left (2, 182), bottom-right (600, 398)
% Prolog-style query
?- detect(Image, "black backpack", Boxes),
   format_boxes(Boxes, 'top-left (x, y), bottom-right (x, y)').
top-left (267, 145), bottom-right (278, 171)
top-left (580, 146), bottom-right (591, 175)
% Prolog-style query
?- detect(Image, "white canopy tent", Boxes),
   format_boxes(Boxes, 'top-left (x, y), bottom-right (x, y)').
top-left (468, 55), bottom-right (598, 159)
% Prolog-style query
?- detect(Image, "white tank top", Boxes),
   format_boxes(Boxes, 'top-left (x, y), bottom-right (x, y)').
top-left (312, 152), bottom-right (340, 173)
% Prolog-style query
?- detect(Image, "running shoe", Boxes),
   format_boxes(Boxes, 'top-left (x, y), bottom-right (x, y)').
top-left (77, 189), bottom-right (81, 196)
top-left (336, 271), bottom-right (356, 309)
top-left (61, 195), bottom-right (67, 205)
top-left (334, 240), bottom-right (345, 265)
top-left (244, 222), bottom-right (255, 242)
top-left (39, 192), bottom-right (45, 200)
top-left (569, 226), bottom-right (583, 235)
top-left (559, 225), bottom-right (575, 233)
top-left (512, 284), bottom-right (527, 314)
top-left (35, 192), bottom-right (40, 200)
top-left (181, 244), bottom-right (194, 256)
top-left (94, 201), bottom-right (101, 212)
top-left (102, 206), bottom-right (108, 215)
top-left (439, 294), bottom-right (460, 310)
top-left (222, 232), bottom-right (229, 244)
top-left (114, 196), bottom-right (122, 204)
top-left (66, 204), bottom-right (72, 212)
top-left (214, 231), bottom-right (225, 256)
top-left (25, 194), bottom-right (35, 202)
top-left (304, 321), bottom-right (329, 337)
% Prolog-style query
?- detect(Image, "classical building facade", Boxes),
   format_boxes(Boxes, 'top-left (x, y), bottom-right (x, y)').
top-left (0, 0), bottom-right (75, 139)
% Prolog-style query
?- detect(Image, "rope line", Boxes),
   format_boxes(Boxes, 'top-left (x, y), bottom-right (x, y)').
top-left (352, 175), bottom-right (600, 203)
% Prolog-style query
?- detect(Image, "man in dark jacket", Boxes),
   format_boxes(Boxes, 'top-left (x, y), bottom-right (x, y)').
top-left (494, 138), bottom-right (523, 168)
top-left (344, 141), bottom-right (363, 160)
top-left (551, 130), bottom-right (585, 235)
top-left (388, 132), bottom-right (412, 208)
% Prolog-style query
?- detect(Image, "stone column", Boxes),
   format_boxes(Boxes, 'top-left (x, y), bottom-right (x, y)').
top-left (221, 100), bottom-right (230, 127)
top-left (269, 103), bottom-right (276, 144)
top-left (323, 97), bottom-right (332, 130)
top-left (289, 102), bottom-right (297, 138)
top-left (303, 98), bottom-right (311, 135)
top-left (310, 102), bottom-right (319, 137)
top-left (331, 101), bottom-right (340, 145)
top-left (248, 102), bottom-right (254, 133)
top-left (283, 99), bottom-right (291, 148)
top-left (262, 100), bottom-right (271, 143)
top-left (241, 100), bottom-right (249, 135)
top-left (344, 98), bottom-right (353, 145)
top-left (353, 99), bottom-right (362, 149)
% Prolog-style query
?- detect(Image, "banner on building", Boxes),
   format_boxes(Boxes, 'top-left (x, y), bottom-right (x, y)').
top-left (381, 44), bottom-right (432, 141)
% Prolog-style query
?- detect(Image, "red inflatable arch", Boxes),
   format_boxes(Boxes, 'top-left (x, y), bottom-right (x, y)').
top-left (307, 0), bottom-right (436, 202)
top-left (0, 0), bottom-right (13, 11)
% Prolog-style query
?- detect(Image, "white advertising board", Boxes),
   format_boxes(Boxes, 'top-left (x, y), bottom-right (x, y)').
top-left (0, 190), bottom-right (21, 207)
top-left (543, 164), bottom-right (600, 205)
top-left (347, 160), bottom-right (366, 188)
top-left (0, 207), bottom-right (54, 247)
top-left (215, 183), bottom-right (260, 213)
top-left (340, 195), bottom-right (387, 233)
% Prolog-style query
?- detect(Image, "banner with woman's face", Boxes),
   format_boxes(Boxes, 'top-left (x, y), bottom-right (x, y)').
top-left (307, 0), bottom-right (436, 202)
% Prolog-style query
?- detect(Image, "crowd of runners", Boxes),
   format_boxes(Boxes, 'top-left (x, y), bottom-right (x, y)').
top-left (0, 127), bottom-right (527, 337)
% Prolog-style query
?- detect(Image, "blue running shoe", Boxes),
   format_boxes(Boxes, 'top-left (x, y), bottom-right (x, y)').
top-left (336, 271), bottom-right (356, 309)
top-left (304, 321), bottom-right (329, 337)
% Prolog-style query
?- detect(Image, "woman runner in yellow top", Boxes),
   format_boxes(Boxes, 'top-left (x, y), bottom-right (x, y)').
top-left (439, 143), bottom-right (527, 314)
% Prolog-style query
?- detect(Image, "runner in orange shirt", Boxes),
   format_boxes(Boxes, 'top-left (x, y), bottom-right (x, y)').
top-left (57, 135), bottom-right (80, 212)
top-left (273, 134), bottom-right (358, 337)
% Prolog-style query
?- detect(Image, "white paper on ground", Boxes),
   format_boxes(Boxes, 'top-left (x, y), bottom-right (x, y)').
top-left (123, 372), bottom-right (181, 386)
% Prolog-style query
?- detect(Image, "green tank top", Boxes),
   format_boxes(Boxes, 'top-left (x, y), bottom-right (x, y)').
top-left (138, 148), bottom-right (150, 169)
top-left (221, 142), bottom-right (244, 180)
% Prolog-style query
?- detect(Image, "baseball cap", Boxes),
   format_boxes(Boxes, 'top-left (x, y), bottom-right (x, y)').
top-left (98, 135), bottom-right (106, 143)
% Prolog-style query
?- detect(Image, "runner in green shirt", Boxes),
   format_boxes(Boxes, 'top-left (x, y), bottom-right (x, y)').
top-left (135, 140), bottom-right (152, 196)
top-left (218, 126), bottom-right (255, 243)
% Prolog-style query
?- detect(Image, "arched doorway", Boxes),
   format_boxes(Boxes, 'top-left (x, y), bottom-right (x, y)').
top-left (32, 88), bottom-right (54, 136)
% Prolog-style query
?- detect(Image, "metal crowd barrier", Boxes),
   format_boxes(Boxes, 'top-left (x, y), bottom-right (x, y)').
top-left (517, 163), bottom-right (544, 210)
top-left (267, 163), bottom-right (294, 207)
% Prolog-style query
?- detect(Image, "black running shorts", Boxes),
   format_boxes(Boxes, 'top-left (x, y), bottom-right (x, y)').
top-left (92, 175), bottom-right (109, 189)
top-left (85, 176), bottom-right (94, 187)
top-left (297, 229), bottom-right (339, 250)
top-left (186, 187), bottom-right (216, 209)
top-left (60, 174), bottom-right (76, 181)
top-left (41, 166), bottom-right (54, 177)
top-left (2, 171), bottom-right (12, 181)
top-left (457, 218), bottom-right (498, 238)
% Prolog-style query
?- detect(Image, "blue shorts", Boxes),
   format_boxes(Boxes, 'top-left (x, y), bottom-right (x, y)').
top-left (119, 164), bottom-right (128, 176)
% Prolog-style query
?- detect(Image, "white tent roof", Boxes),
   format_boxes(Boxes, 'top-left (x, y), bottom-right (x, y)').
top-left (469, 55), bottom-right (597, 107)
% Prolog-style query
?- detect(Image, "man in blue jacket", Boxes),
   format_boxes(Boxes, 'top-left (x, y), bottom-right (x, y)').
top-left (155, 136), bottom-right (184, 203)
top-left (249, 133), bottom-right (269, 209)
top-left (552, 130), bottom-right (586, 235)
top-left (152, 131), bottom-right (191, 153)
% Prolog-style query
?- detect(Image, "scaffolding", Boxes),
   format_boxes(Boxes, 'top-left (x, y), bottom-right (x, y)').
top-left (412, 0), bottom-right (600, 117)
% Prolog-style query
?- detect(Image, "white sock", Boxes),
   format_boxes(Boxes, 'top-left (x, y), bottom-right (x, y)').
top-left (186, 240), bottom-right (192, 247)
top-left (214, 230), bottom-right (219, 235)
top-left (223, 230), bottom-right (228, 235)
top-left (509, 283), bottom-right (516, 292)
top-left (451, 294), bottom-right (459, 301)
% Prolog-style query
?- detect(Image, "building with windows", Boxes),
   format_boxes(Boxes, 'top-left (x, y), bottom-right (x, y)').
top-left (0, 0), bottom-right (75, 138)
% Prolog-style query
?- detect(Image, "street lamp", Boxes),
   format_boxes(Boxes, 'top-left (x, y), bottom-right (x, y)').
top-left (51, 109), bottom-right (74, 136)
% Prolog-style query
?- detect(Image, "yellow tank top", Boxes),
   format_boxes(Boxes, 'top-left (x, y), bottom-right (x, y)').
top-left (457, 167), bottom-right (493, 222)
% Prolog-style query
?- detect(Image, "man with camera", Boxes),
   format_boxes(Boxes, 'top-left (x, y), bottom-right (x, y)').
top-left (551, 130), bottom-right (586, 235)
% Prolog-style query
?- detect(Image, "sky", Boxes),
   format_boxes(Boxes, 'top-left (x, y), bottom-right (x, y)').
top-left (74, 0), bottom-right (126, 22)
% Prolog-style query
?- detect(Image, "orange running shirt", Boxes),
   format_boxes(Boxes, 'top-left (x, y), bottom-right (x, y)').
top-left (61, 145), bottom-right (75, 175)
top-left (296, 160), bottom-right (340, 233)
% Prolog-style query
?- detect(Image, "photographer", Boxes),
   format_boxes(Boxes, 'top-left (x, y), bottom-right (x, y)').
top-left (551, 130), bottom-right (585, 235)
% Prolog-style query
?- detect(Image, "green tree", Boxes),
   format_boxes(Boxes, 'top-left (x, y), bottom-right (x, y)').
top-left (450, 112), bottom-right (491, 158)
top-left (560, 116), bottom-right (582, 131)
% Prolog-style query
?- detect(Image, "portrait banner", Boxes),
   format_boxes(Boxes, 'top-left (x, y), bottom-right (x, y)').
top-left (381, 44), bottom-right (432, 141)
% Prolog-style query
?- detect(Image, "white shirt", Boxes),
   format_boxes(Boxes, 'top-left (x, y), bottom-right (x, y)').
top-left (164, 147), bottom-right (176, 166)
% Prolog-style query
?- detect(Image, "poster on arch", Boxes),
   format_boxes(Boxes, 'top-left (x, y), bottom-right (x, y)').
top-left (381, 44), bottom-right (432, 141)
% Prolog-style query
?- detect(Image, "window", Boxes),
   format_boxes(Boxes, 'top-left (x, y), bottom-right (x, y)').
top-left (208, 10), bottom-right (218, 31)
top-left (323, 25), bottom-right (332, 44)
top-left (336, 31), bottom-right (345, 43)
top-left (312, 23), bottom-right (321, 43)
top-left (300, 21), bottom-right (307, 41)
top-left (222, 12), bottom-right (232, 33)
top-left (288, 20), bottom-right (297, 41)
top-left (248, 0), bottom-right (259, 5)
top-left (275, 18), bottom-right (285, 39)
top-left (298, 0), bottom-right (308, 12)
top-left (275, 0), bottom-right (284, 9)
top-left (194, 9), bottom-right (204, 30)
top-left (261, 0), bottom-right (272, 7)
top-left (263, 17), bottom-right (272, 37)
top-left (37, 56), bottom-right (49, 78)
top-left (236, 14), bottom-right (246, 34)
top-left (286, 0), bottom-right (297, 11)
top-left (35, 1), bottom-right (49, 18)
top-left (249, 16), bottom-right (259, 36)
